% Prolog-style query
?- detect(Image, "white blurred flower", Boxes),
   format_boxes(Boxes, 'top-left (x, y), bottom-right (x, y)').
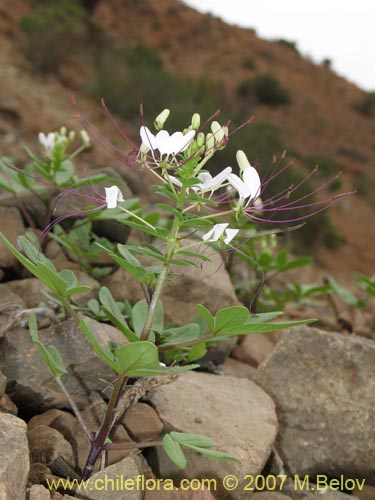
top-left (227, 150), bottom-right (261, 205)
top-left (140, 126), bottom-right (195, 156)
top-left (104, 186), bottom-right (124, 209)
top-left (202, 223), bottom-right (239, 245)
top-left (193, 166), bottom-right (232, 194)
top-left (38, 132), bottom-right (56, 151)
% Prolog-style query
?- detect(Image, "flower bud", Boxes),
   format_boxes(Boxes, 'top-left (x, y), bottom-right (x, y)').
top-left (59, 126), bottom-right (67, 136)
top-left (80, 130), bottom-right (91, 147)
top-left (154, 109), bottom-right (170, 130)
top-left (205, 132), bottom-right (215, 153)
top-left (191, 113), bottom-right (201, 130)
top-left (68, 131), bottom-right (75, 142)
top-left (236, 150), bottom-right (251, 171)
top-left (196, 132), bottom-right (205, 148)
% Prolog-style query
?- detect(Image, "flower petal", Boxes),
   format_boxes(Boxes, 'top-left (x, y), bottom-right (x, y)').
top-left (140, 126), bottom-right (157, 151)
top-left (223, 228), bottom-right (239, 245)
top-left (242, 165), bottom-right (261, 201)
top-left (202, 223), bottom-right (228, 242)
top-left (105, 186), bottom-right (124, 209)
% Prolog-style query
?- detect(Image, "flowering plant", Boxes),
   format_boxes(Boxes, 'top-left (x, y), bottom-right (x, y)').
top-left (0, 104), bottom-right (347, 479)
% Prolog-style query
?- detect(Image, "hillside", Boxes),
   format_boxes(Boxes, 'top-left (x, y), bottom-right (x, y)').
top-left (0, 0), bottom-right (374, 277)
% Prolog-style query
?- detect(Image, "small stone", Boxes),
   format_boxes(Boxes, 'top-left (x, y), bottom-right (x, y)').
top-left (219, 357), bottom-right (257, 379)
top-left (28, 484), bottom-right (51, 500)
top-left (0, 393), bottom-right (18, 415)
top-left (27, 425), bottom-right (75, 467)
top-left (28, 462), bottom-right (52, 486)
top-left (232, 333), bottom-right (276, 367)
top-left (251, 493), bottom-right (293, 500)
top-left (0, 370), bottom-right (6, 397)
top-left (145, 487), bottom-right (216, 500)
top-left (28, 409), bottom-right (66, 432)
top-left (7, 278), bottom-right (46, 308)
top-left (0, 413), bottom-right (29, 500)
top-left (122, 402), bottom-right (164, 441)
top-left (353, 483), bottom-right (375, 500)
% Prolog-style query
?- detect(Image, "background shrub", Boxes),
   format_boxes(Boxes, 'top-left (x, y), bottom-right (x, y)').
top-left (354, 91), bottom-right (375, 117)
top-left (237, 74), bottom-right (291, 107)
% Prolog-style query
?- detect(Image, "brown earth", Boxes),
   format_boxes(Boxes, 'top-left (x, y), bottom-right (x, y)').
top-left (0, 0), bottom-right (374, 280)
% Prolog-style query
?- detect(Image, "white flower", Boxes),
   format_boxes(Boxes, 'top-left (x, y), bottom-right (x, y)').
top-left (193, 166), bottom-right (232, 193)
top-left (104, 186), bottom-right (124, 209)
top-left (202, 223), bottom-right (239, 245)
top-left (38, 132), bottom-right (56, 151)
top-left (227, 150), bottom-right (261, 204)
top-left (140, 126), bottom-right (195, 156)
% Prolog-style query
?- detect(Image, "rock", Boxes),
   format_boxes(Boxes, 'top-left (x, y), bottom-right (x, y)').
top-left (251, 493), bottom-right (293, 500)
top-left (0, 206), bottom-right (25, 269)
top-left (82, 456), bottom-right (147, 500)
top-left (27, 425), bottom-right (75, 467)
top-left (0, 283), bottom-right (26, 316)
top-left (148, 371), bottom-right (278, 500)
top-left (28, 484), bottom-right (51, 500)
top-left (232, 333), bottom-right (276, 367)
top-left (122, 402), bottom-right (164, 441)
top-left (7, 278), bottom-right (46, 308)
top-left (0, 413), bottom-right (29, 500)
top-left (304, 491), bottom-right (358, 500)
top-left (256, 326), bottom-right (375, 482)
top-left (145, 487), bottom-right (216, 500)
top-left (218, 357), bottom-right (257, 379)
top-left (353, 483), bottom-right (375, 500)
top-left (27, 462), bottom-right (52, 486)
top-left (28, 409), bottom-right (69, 432)
top-left (0, 370), bottom-right (6, 397)
top-left (0, 393), bottom-right (17, 415)
top-left (0, 317), bottom-right (127, 412)
top-left (104, 243), bottom-right (240, 326)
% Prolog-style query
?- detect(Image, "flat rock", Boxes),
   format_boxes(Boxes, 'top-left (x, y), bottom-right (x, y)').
top-left (0, 317), bottom-right (127, 412)
top-left (251, 493), bottom-right (293, 500)
top-left (256, 326), bottom-right (375, 482)
top-left (122, 402), bottom-right (164, 441)
top-left (28, 484), bottom-right (51, 500)
top-left (219, 357), bottom-right (257, 379)
top-left (27, 425), bottom-right (75, 467)
top-left (0, 413), bottom-right (29, 500)
top-left (148, 371), bottom-right (278, 500)
top-left (232, 333), bottom-right (276, 367)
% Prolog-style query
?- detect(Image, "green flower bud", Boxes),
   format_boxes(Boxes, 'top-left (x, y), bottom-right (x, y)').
top-left (191, 113), bottom-right (201, 130)
top-left (205, 132), bottom-right (215, 153)
top-left (196, 132), bottom-right (205, 148)
top-left (68, 131), bottom-right (75, 142)
top-left (59, 126), bottom-right (67, 136)
top-left (154, 109), bottom-right (170, 130)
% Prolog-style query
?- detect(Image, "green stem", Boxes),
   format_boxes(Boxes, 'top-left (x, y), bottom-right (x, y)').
top-left (140, 215), bottom-right (181, 341)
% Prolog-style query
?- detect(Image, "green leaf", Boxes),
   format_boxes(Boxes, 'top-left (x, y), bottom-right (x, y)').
top-left (187, 342), bottom-right (207, 362)
top-left (214, 306), bottom-right (250, 333)
top-left (279, 256), bottom-right (313, 271)
top-left (327, 277), bottom-right (360, 307)
top-left (170, 432), bottom-right (215, 448)
top-left (162, 434), bottom-right (187, 469)
top-left (99, 287), bottom-right (138, 342)
top-left (29, 312), bottom-right (67, 379)
top-left (196, 304), bottom-right (215, 332)
top-left (182, 444), bottom-right (240, 462)
top-left (114, 341), bottom-right (160, 376)
top-left (162, 324), bottom-right (201, 347)
top-left (219, 318), bottom-right (316, 336)
top-left (79, 319), bottom-right (119, 372)
top-left (55, 159), bottom-right (74, 184)
top-left (132, 299), bottom-right (163, 337)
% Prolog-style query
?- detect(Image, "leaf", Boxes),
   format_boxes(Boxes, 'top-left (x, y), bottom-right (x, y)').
top-left (279, 256), bottom-right (313, 271)
top-left (79, 319), bottom-right (119, 372)
top-left (29, 312), bottom-right (67, 379)
top-left (196, 304), bottom-right (215, 332)
top-left (162, 434), bottom-right (187, 469)
top-left (114, 341), bottom-right (160, 376)
top-left (99, 287), bottom-right (138, 342)
top-left (219, 318), bottom-right (316, 336)
top-left (214, 306), bottom-right (250, 333)
top-left (327, 277), bottom-right (359, 307)
top-left (132, 299), bottom-right (163, 337)
top-left (182, 444), bottom-right (240, 462)
top-left (187, 342), bottom-right (207, 362)
top-left (162, 323), bottom-right (201, 347)
top-left (170, 432), bottom-right (215, 448)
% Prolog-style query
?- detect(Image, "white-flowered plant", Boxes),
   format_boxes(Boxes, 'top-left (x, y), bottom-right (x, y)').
top-left (0, 104), bottom-right (346, 481)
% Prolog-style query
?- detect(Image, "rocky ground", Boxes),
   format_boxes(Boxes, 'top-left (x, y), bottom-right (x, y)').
top-left (0, 198), bottom-right (374, 499)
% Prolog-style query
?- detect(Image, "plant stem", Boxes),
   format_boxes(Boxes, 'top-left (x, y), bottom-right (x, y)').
top-left (140, 215), bottom-right (180, 341)
top-left (81, 374), bottom-right (128, 480)
top-left (55, 378), bottom-right (93, 442)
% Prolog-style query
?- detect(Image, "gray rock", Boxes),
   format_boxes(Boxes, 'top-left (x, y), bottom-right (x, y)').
top-left (256, 326), bottom-right (375, 482)
top-left (251, 493), bottom-right (293, 500)
top-left (0, 413), bottom-right (29, 500)
top-left (28, 484), bottom-right (51, 500)
top-left (148, 371), bottom-right (278, 500)
top-left (82, 456), bottom-right (146, 500)
top-left (27, 425), bottom-right (75, 467)
top-left (0, 317), bottom-right (127, 412)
